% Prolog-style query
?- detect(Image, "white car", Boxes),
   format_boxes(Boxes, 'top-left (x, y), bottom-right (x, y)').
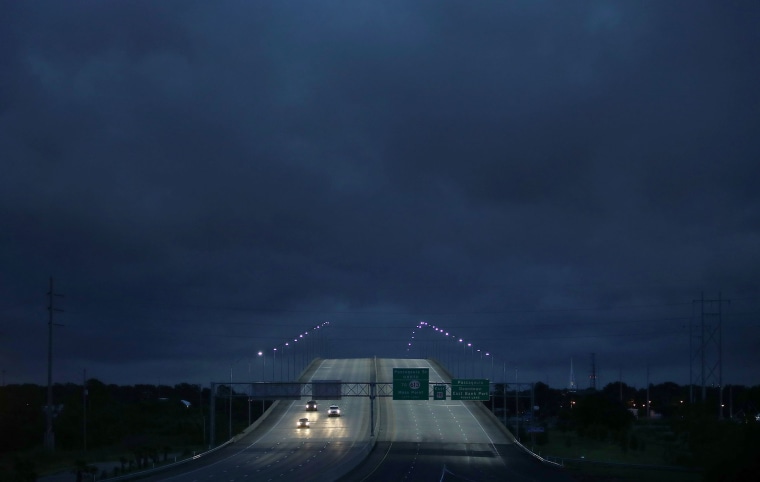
top-left (327, 405), bottom-right (341, 417)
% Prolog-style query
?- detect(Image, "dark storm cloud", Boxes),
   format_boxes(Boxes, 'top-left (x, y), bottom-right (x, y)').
top-left (1, 1), bottom-right (759, 387)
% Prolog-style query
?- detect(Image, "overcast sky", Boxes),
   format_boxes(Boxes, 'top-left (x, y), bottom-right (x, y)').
top-left (2, 1), bottom-right (759, 390)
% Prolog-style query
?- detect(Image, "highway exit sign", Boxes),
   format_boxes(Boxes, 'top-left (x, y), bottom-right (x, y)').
top-left (451, 379), bottom-right (490, 401)
top-left (433, 384), bottom-right (447, 400)
top-left (393, 368), bottom-right (429, 400)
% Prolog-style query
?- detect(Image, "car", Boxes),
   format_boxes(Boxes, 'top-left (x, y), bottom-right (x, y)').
top-left (305, 400), bottom-right (318, 411)
top-left (297, 417), bottom-right (310, 428)
top-left (327, 405), bottom-right (341, 417)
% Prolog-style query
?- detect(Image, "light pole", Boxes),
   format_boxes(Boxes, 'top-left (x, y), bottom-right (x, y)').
top-left (449, 334), bottom-right (455, 374)
top-left (458, 339), bottom-right (465, 377)
top-left (284, 343), bottom-right (289, 380)
top-left (447, 333), bottom-right (453, 372)
top-left (247, 361), bottom-right (252, 426)
top-left (272, 348), bottom-right (277, 381)
top-left (198, 384), bottom-right (206, 448)
top-left (503, 361), bottom-right (507, 425)
top-left (258, 351), bottom-right (265, 415)
top-left (82, 369), bottom-right (87, 453)
top-left (484, 352), bottom-right (492, 411)
top-left (467, 343), bottom-right (472, 378)
top-left (298, 331), bottom-right (309, 371)
top-left (229, 366), bottom-right (232, 440)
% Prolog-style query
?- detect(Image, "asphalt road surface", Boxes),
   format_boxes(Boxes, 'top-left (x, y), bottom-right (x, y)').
top-left (339, 358), bottom-right (573, 482)
top-left (141, 357), bottom-right (573, 482)
top-left (143, 358), bottom-right (374, 482)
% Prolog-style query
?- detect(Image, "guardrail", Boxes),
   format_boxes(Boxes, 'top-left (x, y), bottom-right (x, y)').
top-left (542, 456), bottom-right (703, 473)
top-left (100, 437), bottom-right (235, 481)
top-left (101, 358), bottom-right (378, 481)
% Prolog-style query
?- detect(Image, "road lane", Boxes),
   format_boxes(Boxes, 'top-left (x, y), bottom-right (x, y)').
top-left (140, 357), bottom-right (571, 481)
top-left (146, 358), bottom-right (374, 482)
top-left (341, 358), bottom-right (573, 482)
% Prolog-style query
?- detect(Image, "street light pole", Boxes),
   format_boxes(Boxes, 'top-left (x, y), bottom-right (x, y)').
top-left (247, 361), bottom-right (251, 426)
top-left (258, 351), bottom-right (265, 415)
top-left (283, 342), bottom-right (290, 381)
top-left (198, 384), bottom-right (206, 447)
top-left (229, 366), bottom-right (232, 440)
top-left (459, 339), bottom-right (464, 377)
top-left (83, 368), bottom-right (87, 452)
top-left (467, 343), bottom-right (472, 378)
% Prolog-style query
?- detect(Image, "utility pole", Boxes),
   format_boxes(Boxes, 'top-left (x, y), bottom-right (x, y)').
top-left (514, 368), bottom-right (519, 441)
top-left (83, 369), bottom-right (87, 452)
top-left (210, 383), bottom-right (216, 448)
top-left (502, 362), bottom-right (506, 426)
top-left (45, 277), bottom-right (64, 451)
top-left (646, 363), bottom-right (650, 419)
top-left (229, 367), bottom-right (233, 440)
top-left (568, 358), bottom-right (576, 392)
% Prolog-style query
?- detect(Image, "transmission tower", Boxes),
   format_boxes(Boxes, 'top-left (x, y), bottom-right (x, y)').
top-left (690, 293), bottom-right (727, 416)
top-left (568, 358), bottom-right (576, 392)
top-left (589, 353), bottom-right (597, 390)
top-left (45, 277), bottom-right (64, 450)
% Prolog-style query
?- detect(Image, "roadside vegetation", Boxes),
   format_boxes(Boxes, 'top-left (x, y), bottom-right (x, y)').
top-left (0, 380), bottom-right (266, 480)
top-left (486, 381), bottom-right (760, 481)
top-left (3, 379), bottom-right (759, 481)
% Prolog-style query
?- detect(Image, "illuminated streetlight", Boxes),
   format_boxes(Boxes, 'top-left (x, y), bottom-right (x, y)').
top-left (229, 366), bottom-right (233, 439)
top-left (272, 348), bottom-right (277, 381)
top-left (284, 342), bottom-right (290, 380)
top-left (467, 343), bottom-right (472, 378)
top-left (458, 339), bottom-right (464, 377)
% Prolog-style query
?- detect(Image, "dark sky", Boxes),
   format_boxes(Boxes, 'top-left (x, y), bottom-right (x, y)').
top-left (2, 1), bottom-right (759, 390)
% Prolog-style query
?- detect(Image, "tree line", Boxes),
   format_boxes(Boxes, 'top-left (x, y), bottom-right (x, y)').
top-left (1, 379), bottom-right (758, 481)
top-left (0, 379), bottom-right (271, 480)
top-left (486, 381), bottom-right (760, 481)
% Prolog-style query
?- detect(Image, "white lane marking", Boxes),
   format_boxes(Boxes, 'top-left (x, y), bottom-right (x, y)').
top-left (427, 359), bottom-right (503, 456)
top-left (159, 361), bottom-right (331, 480)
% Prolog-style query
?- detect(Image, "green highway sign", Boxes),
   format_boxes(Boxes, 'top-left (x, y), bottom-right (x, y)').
top-left (393, 368), bottom-right (429, 400)
top-left (433, 384), bottom-right (447, 400)
top-left (451, 379), bottom-right (490, 401)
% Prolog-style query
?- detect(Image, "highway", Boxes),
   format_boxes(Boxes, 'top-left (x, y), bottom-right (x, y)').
top-left (144, 358), bottom-right (375, 481)
top-left (144, 358), bottom-right (572, 481)
top-left (341, 358), bottom-right (572, 481)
